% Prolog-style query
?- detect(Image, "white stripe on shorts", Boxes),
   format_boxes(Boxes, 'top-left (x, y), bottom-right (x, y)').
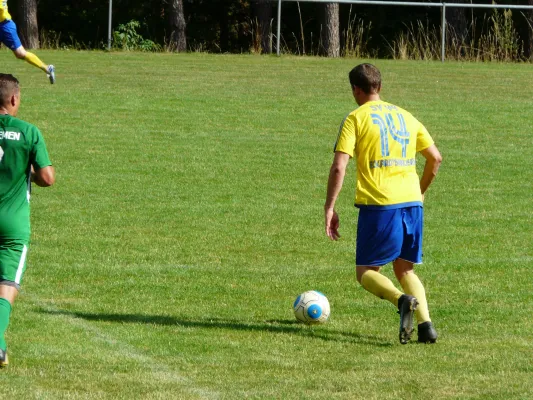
top-left (14, 245), bottom-right (28, 284)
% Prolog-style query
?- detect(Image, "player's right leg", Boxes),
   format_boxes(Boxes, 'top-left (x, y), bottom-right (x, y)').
top-left (393, 206), bottom-right (438, 344)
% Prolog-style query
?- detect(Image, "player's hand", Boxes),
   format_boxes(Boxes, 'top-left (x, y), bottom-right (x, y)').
top-left (421, 193), bottom-right (425, 202)
top-left (325, 208), bottom-right (340, 241)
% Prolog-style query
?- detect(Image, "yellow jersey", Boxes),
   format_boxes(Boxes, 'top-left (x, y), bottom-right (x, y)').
top-left (0, 1), bottom-right (12, 23)
top-left (334, 100), bottom-right (434, 209)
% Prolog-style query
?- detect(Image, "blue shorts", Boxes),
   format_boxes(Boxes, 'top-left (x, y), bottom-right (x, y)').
top-left (0, 20), bottom-right (22, 51)
top-left (356, 206), bottom-right (423, 266)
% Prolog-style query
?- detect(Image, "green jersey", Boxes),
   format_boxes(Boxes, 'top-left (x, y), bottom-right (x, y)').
top-left (0, 114), bottom-right (52, 240)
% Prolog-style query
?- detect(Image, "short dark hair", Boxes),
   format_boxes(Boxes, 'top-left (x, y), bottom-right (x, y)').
top-left (348, 64), bottom-right (381, 94)
top-left (0, 73), bottom-right (20, 107)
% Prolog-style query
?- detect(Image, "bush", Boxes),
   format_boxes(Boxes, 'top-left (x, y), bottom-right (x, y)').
top-left (112, 20), bottom-right (161, 52)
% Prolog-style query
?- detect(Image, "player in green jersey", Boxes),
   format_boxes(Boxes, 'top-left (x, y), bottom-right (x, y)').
top-left (0, 73), bottom-right (55, 367)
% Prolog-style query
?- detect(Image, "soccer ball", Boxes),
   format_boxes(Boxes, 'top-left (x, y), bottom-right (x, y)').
top-left (293, 290), bottom-right (330, 324)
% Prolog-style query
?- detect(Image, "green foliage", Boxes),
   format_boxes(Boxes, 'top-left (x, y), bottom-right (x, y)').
top-left (39, 29), bottom-right (62, 50)
top-left (480, 9), bottom-right (522, 61)
top-left (9, 0), bottom-right (533, 59)
top-left (341, 7), bottom-right (374, 58)
top-left (389, 9), bottom-right (527, 61)
top-left (388, 21), bottom-right (441, 61)
top-left (112, 20), bottom-right (161, 52)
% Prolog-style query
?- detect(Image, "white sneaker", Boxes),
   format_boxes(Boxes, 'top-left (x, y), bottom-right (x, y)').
top-left (47, 65), bottom-right (56, 84)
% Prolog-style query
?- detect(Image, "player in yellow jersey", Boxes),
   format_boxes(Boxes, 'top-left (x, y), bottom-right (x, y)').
top-left (0, 1), bottom-right (55, 84)
top-left (324, 64), bottom-right (442, 344)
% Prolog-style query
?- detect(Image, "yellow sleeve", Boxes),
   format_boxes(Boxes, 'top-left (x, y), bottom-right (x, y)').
top-left (334, 114), bottom-right (356, 157)
top-left (416, 122), bottom-right (434, 152)
top-left (0, 1), bottom-right (11, 22)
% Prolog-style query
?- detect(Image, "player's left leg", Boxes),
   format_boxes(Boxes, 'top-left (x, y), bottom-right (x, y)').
top-left (0, 285), bottom-right (18, 368)
top-left (0, 20), bottom-right (55, 84)
top-left (357, 266), bottom-right (418, 345)
top-left (355, 208), bottom-right (405, 308)
top-left (0, 240), bottom-right (29, 367)
top-left (357, 266), bottom-right (403, 306)
top-left (13, 46), bottom-right (55, 84)
top-left (356, 207), bottom-right (420, 344)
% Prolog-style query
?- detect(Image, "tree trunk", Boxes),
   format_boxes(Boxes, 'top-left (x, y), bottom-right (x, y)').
top-left (252, 0), bottom-right (272, 54)
top-left (446, 0), bottom-right (470, 43)
top-left (526, 0), bottom-right (533, 59)
top-left (17, 0), bottom-right (39, 49)
top-left (322, 3), bottom-right (340, 57)
top-left (218, 2), bottom-right (230, 53)
top-left (168, 0), bottom-right (186, 52)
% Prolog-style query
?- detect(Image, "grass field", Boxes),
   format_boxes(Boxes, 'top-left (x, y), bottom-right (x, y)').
top-left (0, 50), bottom-right (532, 399)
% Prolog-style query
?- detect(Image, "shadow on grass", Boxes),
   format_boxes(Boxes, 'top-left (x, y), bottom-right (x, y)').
top-left (39, 308), bottom-right (393, 347)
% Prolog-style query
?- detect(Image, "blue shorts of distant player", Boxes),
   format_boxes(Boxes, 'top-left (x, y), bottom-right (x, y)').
top-left (0, 20), bottom-right (22, 50)
top-left (355, 205), bottom-right (423, 266)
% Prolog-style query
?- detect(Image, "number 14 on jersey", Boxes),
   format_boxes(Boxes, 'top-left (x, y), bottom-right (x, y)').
top-left (371, 112), bottom-right (411, 158)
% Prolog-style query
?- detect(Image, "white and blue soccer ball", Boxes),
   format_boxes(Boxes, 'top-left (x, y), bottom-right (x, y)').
top-left (293, 290), bottom-right (330, 324)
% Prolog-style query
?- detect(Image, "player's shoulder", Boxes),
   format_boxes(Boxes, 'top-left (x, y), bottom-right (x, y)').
top-left (4, 116), bottom-right (40, 133)
top-left (382, 102), bottom-right (425, 126)
top-left (387, 101), bottom-right (420, 119)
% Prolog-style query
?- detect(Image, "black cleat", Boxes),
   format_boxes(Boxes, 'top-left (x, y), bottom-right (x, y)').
top-left (0, 348), bottom-right (8, 368)
top-left (398, 294), bottom-right (418, 345)
top-left (418, 321), bottom-right (438, 343)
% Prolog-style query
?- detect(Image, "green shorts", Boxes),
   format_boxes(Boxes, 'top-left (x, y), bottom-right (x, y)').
top-left (0, 240), bottom-right (29, 290)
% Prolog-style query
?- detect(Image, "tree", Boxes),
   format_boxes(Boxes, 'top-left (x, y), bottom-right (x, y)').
top-left (252, 0), bottom-right (272, 54)
top-left (322, 3), bottom-right (339, 57)
top-left (167, 0), bottom-right (186, 52)
top-left (525, 0), bottom-right (533, 59)
top-left (17, 0), bottom-right (39, 49)
top-left (446, 0), bottom-right (470, 44)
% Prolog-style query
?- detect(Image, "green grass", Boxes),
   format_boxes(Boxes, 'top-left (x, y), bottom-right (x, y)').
top-left (1, 49), bottom-right (532, 399)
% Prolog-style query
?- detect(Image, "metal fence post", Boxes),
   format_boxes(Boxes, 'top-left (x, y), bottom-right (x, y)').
top-left (274, 1), bottom-right (533, 59)
top-left (441, 3), bottom-right (446, 62)
top-left (108, 0), bottom-right (113, 50)
top-left (277, 0), bottom-right (282, 56)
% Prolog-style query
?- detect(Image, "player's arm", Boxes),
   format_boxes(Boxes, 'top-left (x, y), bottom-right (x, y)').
top-left (31, 165), bottom-right (55, 187)
top-left (419, 144), bottom-right (442, 196)
top-left (324, 151), bottom-right (350, 241)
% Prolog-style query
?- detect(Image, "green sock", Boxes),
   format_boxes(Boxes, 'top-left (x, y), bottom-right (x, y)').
top-left (0, 298), bottom-right (12, 351)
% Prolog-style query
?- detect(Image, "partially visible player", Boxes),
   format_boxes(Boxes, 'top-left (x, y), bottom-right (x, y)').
top-left (324, 63), bottom-right (442, 344)
top-left (0, 1), bottom-right (55, 84)
top-left (0, 73), bottom-right (55, 367)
